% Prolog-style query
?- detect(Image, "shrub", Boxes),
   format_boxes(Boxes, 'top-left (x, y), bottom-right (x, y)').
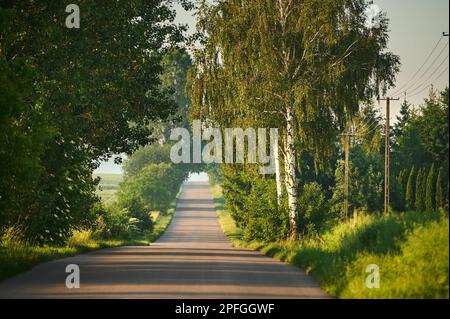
top-left (242, 177), bottom-right (289, 242)
top-left (94, 204), bottom-right (143, 239)
top-left (298, 182), bottom-right (330, 236)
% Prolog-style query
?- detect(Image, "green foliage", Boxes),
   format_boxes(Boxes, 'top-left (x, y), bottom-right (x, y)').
top-left (94, 204), bottom-right (143, 239)
top-left (425, 164), bottom-right (436, 212)
top-left (220, 165), bottom-right (288, 242)
top-left (405, 166), bottom-right (415, 210)
top-left (0, 1), bottom-right (190, 245)
top-left (435, 167), bottom-right (445, 211)
top-left (416, 90), bottom-right (449, 166)
top-left (242, 177), bottom-right (289, 242)
top-left (118, 163), bottom-right (187, 217)
top-left (214, 184), bottom-right (449, 298)
top-left (206, 164), bottom-right (223, 186)
top-left (298, 183), bottom-right (330, 236)
top-left (123, 144), bottom-right (173, 178)
top-left (415, 169), bottom-right (425, 212)
top-left (331, 146), bottom-right (384, 215)
top-left (340, 218), bottom-right (449, 298)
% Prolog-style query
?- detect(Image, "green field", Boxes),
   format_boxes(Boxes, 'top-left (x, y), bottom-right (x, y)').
top-left (94, 173), bottom-right (123, 204)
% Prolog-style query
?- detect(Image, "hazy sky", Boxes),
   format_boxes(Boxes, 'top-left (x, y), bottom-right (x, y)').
top-left (96, 1), bottom-right (449, 174)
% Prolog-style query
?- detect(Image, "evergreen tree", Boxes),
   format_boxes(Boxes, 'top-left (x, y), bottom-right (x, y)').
top-left (425, 164), bottom-right (436, 212)
top-left (406, 166), bottom-right (415, 210)
top-left (415, 168), bottom-right (424, 211)
top-left (435, 167), bottom-right (444, 211)
top-left (393, 100), bottom-right (412, 143)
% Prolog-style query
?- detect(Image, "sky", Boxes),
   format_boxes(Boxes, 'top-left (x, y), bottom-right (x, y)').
top-left (95, 0), bottom-right (449, 174)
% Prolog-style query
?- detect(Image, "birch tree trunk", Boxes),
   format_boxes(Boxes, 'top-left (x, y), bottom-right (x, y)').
top-left (274, 135), bottom-right (283, 206)
top-left (284, 105), bottom-right (298, 240)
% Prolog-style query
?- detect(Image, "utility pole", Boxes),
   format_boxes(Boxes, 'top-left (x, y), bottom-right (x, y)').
top-left (344, 132), bottom-right (350, 219)
top-left (342, 129), bottom-right (356, 219)
top-left (378, 97), bottom-right (399, 215)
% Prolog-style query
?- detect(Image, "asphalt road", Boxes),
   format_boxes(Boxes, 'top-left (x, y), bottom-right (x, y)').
top-left (0, 181), bottom-right (328, 299)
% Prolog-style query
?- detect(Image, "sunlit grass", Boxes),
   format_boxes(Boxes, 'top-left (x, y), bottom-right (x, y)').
top-left (211, 184), bottom-right (449, 299)
top-left (0, 195), bottom-right (177, 283)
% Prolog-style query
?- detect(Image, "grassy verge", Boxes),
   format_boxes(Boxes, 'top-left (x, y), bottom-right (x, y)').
top-left (0, 186), bottom-right (180, 283)
top-left (210, 184), bottom-right (449, 299)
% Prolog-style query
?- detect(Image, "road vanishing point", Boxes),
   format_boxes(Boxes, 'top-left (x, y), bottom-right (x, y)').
top-left (0, 181), bottom-right (328, 299)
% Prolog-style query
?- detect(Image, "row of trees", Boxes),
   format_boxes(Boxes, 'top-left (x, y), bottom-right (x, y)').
top-left (191, 0), bottom-right (400, 240)
top-left (193, 1), bottom-right (448, 242)
top-left (208, 87), bottom-right (449, 242)
top-left (403, 165), bottom-right (448, 213)
top-left (0, 1), bottom-right (193, 245)
top-left (96, 159), bottom-right (189, 239)
top-left (95, 48), bottom-right (197, 239)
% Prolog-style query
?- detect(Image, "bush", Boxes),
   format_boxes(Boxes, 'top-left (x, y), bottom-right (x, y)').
top-left (298, 182), bottom-right (330, 236)
top-left (242, 177), bottom-right (289, 242)
top-left (94, 204), bottom-right (144, 239)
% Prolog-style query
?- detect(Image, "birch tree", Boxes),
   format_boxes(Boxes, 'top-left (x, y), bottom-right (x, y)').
top-left (189, 0), bottom-right (399, 240)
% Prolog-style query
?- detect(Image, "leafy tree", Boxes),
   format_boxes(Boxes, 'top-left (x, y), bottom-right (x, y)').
top-left (242, 175), bottom-right (289, 242)
top-left (123, 144), bottom-right (173, 178)
top-left (0, 0), bottom-right (192, 244)
top-left (353, 103), bottom-right (384, 154)
top-left (190, 0), bottom-right (399, 240)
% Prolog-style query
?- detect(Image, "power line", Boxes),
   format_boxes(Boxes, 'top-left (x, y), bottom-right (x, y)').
top-left (392, 41), bottom-right (449, 97)
top-left (394, 54), bottom-right (449, 98)
top-left (390, 36), bottom-right (444, 96)
top-left (405, 65), bottom-right (449, 98)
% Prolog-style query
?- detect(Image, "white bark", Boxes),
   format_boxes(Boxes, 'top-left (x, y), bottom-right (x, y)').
top-left (274, 135), bottom-right (283, 206)
top-left (284, 105), bottom-right (298, 240)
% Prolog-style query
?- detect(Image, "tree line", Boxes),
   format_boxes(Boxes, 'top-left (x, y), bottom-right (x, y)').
top-left (191, 0), bottom-right (448, 242)
top-left (0, 1), bottom-right (193, 245)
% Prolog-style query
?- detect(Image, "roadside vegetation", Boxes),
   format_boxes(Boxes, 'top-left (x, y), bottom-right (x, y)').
top-left (194, 0), bottom-right (448, 299)
top-left (0, 1), bottom-right (194, 282)
top-left (212, 184), bottom-right (449, 299)
top-left (0, 199), bottom-right (177, 283)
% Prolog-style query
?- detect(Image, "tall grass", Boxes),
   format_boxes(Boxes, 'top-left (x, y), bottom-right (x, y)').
top-left (211, 184), bottom-right (449, 299)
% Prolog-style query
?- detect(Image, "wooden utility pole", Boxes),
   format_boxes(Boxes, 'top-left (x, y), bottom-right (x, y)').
top-left (378, 97), bottom-right (399, 215)
top-left (342, 131), bottom-right (356, 219)
top-left (344, 133), bottom-right (350, 219)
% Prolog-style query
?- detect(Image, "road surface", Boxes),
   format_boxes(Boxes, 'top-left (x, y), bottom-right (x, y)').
top-left (0, 181), bottom-right (328, 299)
